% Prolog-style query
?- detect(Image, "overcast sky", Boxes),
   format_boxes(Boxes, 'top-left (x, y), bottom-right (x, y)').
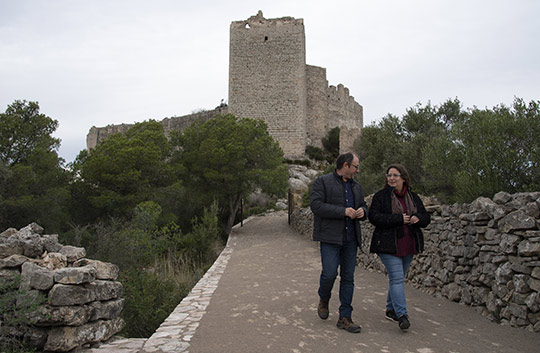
top-left (1, 0), bottom-right (539, 163)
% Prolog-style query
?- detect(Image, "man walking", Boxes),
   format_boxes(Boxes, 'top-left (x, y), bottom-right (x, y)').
top-left (310, 152), bottom-right (367, 333)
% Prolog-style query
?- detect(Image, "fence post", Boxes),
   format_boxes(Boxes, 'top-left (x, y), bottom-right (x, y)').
top-left (288, 189), bottom-right (294, 225)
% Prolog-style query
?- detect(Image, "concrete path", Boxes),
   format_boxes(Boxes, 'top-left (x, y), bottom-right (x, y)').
top-left (84, 211), bottom-right (540, 353)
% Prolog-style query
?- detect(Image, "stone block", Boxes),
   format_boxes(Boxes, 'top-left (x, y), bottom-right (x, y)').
top-left (532, 267), bottom-right (540, 280)
top-left (54, 264), bottom-right (97, 284)
top-left (84, 280), bottom-right (123, 301)
top-left (32, 304), bottom-right (91, 326)
top-left (74, 258), bottom-right (120, 280)
top-left (88, 298), bottom-right (125, 321)
top-left (500, 234), bottom-right (521, 254)
top-left (499, 210), bottom-right (536, 233)
top-left (0, 254), bottom-right (29, 268)
top-left (59, 245), bottom-right (86, 262)
top-left (21, 261), bottom-right (55, 290)
top-left (495, 262), bottom-right (513, 284)
top-left (513, 274), bottom-right (531, 293)
top-left (530, 278), bottom-right (540, 293)
top-left (525, 292), bottom-right (540, 312)
top-left (44, 317), bottom-right (124, 352)
top-left (518, 240), bottom-right (540, 256)
top-left (49, 283), bottom-right (95, 306)
top-left (40, 252), bottom-right (67, 270)
top-left (494, 192), bottom-right (512, 204)
top-left (507, 303), bottom-right (528, 320)
top-left (0, 240), bottom-right (24, 258)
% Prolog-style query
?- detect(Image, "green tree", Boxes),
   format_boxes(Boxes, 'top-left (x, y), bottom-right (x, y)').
top-left (306, 127), bottom-right (341, 163)
top-left (451, 98), bottom-right (540, 201)
top-left (0, 100), bottom-right (70, 232)
top-left (74, 120), bottom-right (175, 221)
top-left (322, 126), bottom-right (340, 161)
top-left (356, 97), bottom-right (539, 203)
top-left (401, 99), bottom-right (468, 197)
top-left (0, 100), bottom-right (60, 166)
top-left (356, 114), bottom-right (406, 195)
top-left (171, 114), bottom-right (288, 234)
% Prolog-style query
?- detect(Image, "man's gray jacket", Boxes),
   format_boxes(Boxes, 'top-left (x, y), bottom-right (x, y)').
top-left (310, 171), bottom-right (368, 247)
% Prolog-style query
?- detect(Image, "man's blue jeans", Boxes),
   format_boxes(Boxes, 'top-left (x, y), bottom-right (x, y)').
top-left (379, 253), bottom-right (413, 318)
top-left (318, 239), bottom-right (358, 318)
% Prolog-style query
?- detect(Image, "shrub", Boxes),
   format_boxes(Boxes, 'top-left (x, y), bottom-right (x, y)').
top-left (60, 201), bottom-right (224, 338)
top-left (118, 267), bottom-right (189, 337)
top-left (0, 276), bottom-right (45, 353)
top-left (305, 145), bottom-right (326, 161)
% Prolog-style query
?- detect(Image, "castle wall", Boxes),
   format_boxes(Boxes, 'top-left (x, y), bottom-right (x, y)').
top-left (305, 66), bottom-right (363, 154)
top-left (86, 106), bottom-right (227, 150)
top-left (229, 11), bottom-right (307, 159)
top-left (326, 84), bottom-right (363, 154)
top-left (305, 65), bottom-right (328, 149)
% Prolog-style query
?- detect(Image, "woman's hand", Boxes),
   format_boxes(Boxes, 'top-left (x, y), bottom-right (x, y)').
top-left (402, 214), bottom-right (410, 224)
top-left (403, 214), bottom-right (420, 224)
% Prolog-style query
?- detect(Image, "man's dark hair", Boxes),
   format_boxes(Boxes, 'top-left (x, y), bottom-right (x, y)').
top-left (336, 152), bottom-right (356, 170)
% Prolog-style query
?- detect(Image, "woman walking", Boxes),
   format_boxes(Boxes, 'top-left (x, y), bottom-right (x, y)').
top-left (368, 164), bottom-right (431, 331)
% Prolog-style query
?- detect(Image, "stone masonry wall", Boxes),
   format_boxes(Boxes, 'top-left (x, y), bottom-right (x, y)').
top-left (229, 11), bottom-right (308, 159)
top-left (326, 84), bottom-right (363, 154)
top-left (290, 191), bottom-right (540, 333)
top-left (229, 11), bottom-right (363, 159)
top-left (305, 65), bottom-right (328, 149)
top-left (86, 106), bottom-right (228, 150)
top-left (0, 223), bottom-right (124, 352)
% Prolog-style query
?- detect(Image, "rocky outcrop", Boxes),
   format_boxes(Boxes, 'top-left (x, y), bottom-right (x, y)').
top-left (0, 223), bottom-right (124, 352)
top-left (291, 191), bottom-right (540, 333)
top-left (287, 164), bottom-right (320, 209)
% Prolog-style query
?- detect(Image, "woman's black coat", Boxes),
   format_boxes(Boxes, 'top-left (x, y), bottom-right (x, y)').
top-left (368, 185), bottom-right (431, 254)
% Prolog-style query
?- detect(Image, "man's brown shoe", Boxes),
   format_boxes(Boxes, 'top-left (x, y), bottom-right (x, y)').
top-left (336, 316), bottom-right (361, 333)
top-left (317, 299), bottom-right (329, 320)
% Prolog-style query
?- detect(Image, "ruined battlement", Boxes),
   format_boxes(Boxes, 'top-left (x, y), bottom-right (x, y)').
top-left (230, 10), bottom-right (303, 29)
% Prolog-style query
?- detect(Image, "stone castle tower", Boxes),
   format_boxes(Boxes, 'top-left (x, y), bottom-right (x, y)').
top-left (229, 11), bottom-right (363, 159)
top-left (86, 11), bottom-right (363, 159)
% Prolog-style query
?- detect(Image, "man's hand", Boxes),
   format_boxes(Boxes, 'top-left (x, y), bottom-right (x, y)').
top-left (346, 207), bottom-right (364, 219)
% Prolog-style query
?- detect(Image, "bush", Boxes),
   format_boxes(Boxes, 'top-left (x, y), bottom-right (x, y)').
top-left (305, 145), bottom-right (326, 161)
top-left (119, 267), bottom-right (189, 337)
top-left (0, 276), bottom-right (45, 353)
top-left (322, 127), bottom-right (340, 160)
top-left (60, 201), bottom-right (224, 338)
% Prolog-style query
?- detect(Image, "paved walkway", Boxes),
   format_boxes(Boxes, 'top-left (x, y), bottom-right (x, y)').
top-left (83, 211), bottom-right (539, 353)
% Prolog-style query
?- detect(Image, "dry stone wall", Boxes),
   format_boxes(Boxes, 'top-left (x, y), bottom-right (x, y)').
top-left (290, 191), bottom-right (540, 333)
top-left (0, 223), bottom-right (124, 352)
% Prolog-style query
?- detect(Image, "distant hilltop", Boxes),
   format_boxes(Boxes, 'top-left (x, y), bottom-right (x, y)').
top-left (87, 11), bottom-right (363, 159)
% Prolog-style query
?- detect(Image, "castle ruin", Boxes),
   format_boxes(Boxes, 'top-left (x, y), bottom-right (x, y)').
top-left (86, 11), bottom-right (363, 159)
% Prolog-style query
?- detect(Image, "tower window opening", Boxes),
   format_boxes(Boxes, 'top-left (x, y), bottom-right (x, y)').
top-left (264, 36), bottom-right (268, 42)
top-left (245, 23), bottom-right (251, 29)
